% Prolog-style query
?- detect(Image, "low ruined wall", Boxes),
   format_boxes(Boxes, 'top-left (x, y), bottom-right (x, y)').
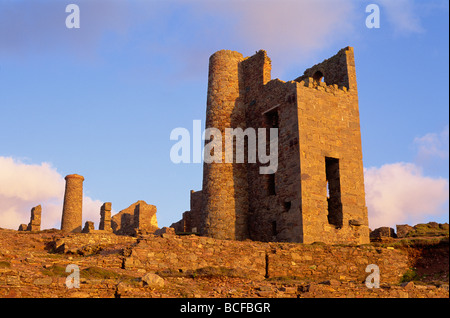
top-left (53, 233), bottom-right (136, 255)
top-left (54, 232), bottom-right (136, 247)
top-left (266, 243), bottom-right (408, 283)
top-left (50, 232), bottom-right (411, 285)
top-left (124, 235), bottom-right (410, 284)
top-left (124, 235), bottom-right (267, 279)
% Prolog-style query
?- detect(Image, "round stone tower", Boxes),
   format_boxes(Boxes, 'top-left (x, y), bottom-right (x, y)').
top-left (60, 174), bottom-right (84, 233)
top-left (201, 50), bottom-right (249, 240)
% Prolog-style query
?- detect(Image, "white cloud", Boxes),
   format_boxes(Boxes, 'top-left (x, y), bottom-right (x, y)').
top-left (118, 0), bottom-right (359, 79)
top-left (214, 0), bottom-right (356, 54)
top-left (0, 156), bottom-right (103, 230)
top-left (82, 196), bottom-right (104, 230)
top-left (365, 126), bottom-right (449, 229)
top-left (378, 0), bottom-right (425, 34)
top-left (0, 157), bottom-right (65, 201)
top-left (364, 162), bottom-right (449, 229)
top-left (0, 0), bottom-right (360, 78)
top-left (185, 0), bottom-right (358, 74)
top-left (414, 125), bottom-right (449, 162)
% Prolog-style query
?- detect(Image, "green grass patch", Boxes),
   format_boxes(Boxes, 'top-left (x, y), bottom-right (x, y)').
top-left (0, 261), bottom-right (11, 269)
top-left (265, 275), bottom-right (305, 282)
top-left (80, 266), bottom-right (138, 284)
top-left (373, 236), bottom-right (449, 249)
top-left (41, 264), bottom-right (67, 277)
top-left (400, 268), bottom-right (419, 283)
top-left (406, 223), bottom-right (449, 238)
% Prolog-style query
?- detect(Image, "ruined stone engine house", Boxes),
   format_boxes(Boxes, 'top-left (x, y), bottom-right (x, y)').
top-left (172, 47), bottom-right (370, 244)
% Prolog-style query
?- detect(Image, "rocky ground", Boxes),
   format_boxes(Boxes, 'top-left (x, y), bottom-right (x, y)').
top-left (0, 227), bottom-right (448, 299)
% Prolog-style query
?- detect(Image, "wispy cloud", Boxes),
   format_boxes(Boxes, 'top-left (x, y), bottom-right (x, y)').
top-left (201, 0), bottom-right (357, 54)
top-left (0, 0), bottom-right (359, 76)
top-left (0, 0), bottom-right (130, 59)
top-left (170, 0), bottom-right (359, 77)
top-left (378, 0), bottom-right (425, 34)
top-left (414, 125), bottom-right (449, 163)
top-left (1, 0), bottom-right (438, 80)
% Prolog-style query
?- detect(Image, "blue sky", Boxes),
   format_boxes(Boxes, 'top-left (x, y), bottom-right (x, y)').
top-left (0, 0), bottom-right (448, 230)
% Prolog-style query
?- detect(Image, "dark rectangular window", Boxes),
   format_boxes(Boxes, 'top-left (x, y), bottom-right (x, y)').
top-left (271, 221), bottom-right (277, 237)
top-left (325, 157), bottom-right (343, 228)
top-left (265, 110), bottom-right (279, 129)
top-left (265, 110), bottom-right (278, 196)
top-left (267, 173), bottom-right (276, 195)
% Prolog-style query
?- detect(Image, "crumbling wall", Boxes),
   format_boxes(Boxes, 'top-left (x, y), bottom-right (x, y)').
top-left (295, 75), bottom-right (369, 244)
top-left (245, 78), bottom-right (302, 242)
top-left (293, 47), bottom-right (369, 244)
top-left (295, 46), bottom-right (357, 91)
top-left (123, 235), bottom-right (409, 284)
top-left (99, 202), bottom-right (112, 232)
top-left (18, 205), bottom-right (42, 232)
top-left (111, 201), bottom-right (158, 236)
top-left (189, 190), bottom-right (203, 233)
top-left (27, 205), bottom-right (41, 231)
top-left (52, 232), bottom-right (136, 262)
top-left (170, 190), bottom-right (203, 233)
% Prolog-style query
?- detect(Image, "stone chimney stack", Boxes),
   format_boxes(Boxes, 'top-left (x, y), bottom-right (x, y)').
top-left (60, 174), bottom-right (84, 233)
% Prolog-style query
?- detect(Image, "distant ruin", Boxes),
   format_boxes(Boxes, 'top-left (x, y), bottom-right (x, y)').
top-left (111, 200), bottom-right (158, 236)
top-left (60, 174), bottom-right (84, 233)
top-left (27, 205), bottom-right (41, 232)
top-left (80, 199), bottom-right (158, 236)
top-left (18, 173), bottom-right (159, 237)
top-left (55, 173), bottom-right (159, 236)
top-left (99, 202), bottom-right (112, 232)
top-left (18, 205), bottom-right (41, 232)
top-left (16, 172), bottom-right (159, 236)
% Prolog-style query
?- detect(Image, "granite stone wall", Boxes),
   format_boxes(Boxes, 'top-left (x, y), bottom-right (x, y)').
top-left (123, 234), bottom-right (409, 284)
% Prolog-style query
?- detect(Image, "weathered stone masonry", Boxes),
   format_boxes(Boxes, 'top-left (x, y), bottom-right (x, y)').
top-left (111, 200), bottom-right (158, 236)
top-left (60, 174), bottom-right (84, 233)
top-left (174, 47), bottom-right (369, 245)
top-left (99, 202), bottom-right (112, 232)
top-left (27, 205), bottom-right (41, 232)
top-left (18, 205), bottom-right (42, 232)
top-left (123, 234), bottom-right (408, 284)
